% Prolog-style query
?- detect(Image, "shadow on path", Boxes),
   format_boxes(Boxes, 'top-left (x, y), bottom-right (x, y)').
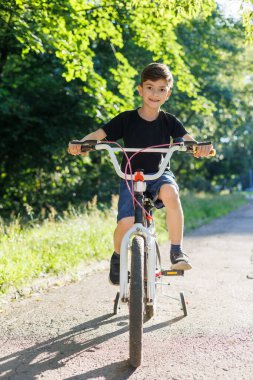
top-left (65, 360), bottom-right (135, 380)
top-left (0, 313), bottom-right (127, 379)
top-left (0, 312), bottom-right (184, 379)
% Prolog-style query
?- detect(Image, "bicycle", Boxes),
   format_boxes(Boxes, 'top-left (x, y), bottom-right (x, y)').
top-left (70, 139), bottom-right (215, 367)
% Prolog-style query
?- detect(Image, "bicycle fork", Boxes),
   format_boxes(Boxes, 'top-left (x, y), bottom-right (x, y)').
top-left (119, 225), bottom-right (157, 304)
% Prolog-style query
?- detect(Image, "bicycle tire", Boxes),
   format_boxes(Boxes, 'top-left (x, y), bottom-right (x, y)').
top-left (129, 236), bottom-right (144, 368)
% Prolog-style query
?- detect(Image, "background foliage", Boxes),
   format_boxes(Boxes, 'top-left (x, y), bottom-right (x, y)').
top-left (0, 0), bottom-right (252, 218)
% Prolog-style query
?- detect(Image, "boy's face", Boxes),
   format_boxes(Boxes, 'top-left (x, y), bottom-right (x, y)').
top-left (138, 79), bottom-right (171, 109)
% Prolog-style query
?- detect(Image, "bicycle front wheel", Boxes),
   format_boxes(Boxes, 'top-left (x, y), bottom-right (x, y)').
top-left (129, 236), bottom-right (144, 368)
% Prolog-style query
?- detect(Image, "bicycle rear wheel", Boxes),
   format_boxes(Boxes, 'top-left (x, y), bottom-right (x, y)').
top-left (129, 236), bottom-right (144, 368)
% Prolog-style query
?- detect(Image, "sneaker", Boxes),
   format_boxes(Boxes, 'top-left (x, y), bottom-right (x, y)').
top-left (109, 253), bottom-right (120, 285)
top-left (170, 251), bottom-right (192, 270)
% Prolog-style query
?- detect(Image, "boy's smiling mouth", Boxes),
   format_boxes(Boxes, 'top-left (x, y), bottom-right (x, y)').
top-left (149, 98), bottom-right (160, 102)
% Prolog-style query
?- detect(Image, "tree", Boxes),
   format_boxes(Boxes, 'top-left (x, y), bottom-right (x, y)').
top-left (172, 10), bottom-right (253, 190)
top-left (0, 0), bottom-right (252, 216)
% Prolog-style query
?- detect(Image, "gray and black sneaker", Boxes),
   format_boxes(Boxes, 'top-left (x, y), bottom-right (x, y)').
top-left (109, 253), bottom-right (120, 285)
top-left (170, 251), bottom-right (192, 270)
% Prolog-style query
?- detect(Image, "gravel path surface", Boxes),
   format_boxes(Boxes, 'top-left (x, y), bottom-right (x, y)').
top-left (0, 202), bottom-right (253, 380)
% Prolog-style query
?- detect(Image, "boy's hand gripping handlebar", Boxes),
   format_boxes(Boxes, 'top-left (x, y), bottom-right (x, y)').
top-left (184, 141), bottom-right (216, 157)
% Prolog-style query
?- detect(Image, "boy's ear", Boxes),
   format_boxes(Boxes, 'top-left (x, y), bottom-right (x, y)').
top-left (166, 89), bottom-right (172, 99)
top-left (137, 84), bottom-right (143, 96)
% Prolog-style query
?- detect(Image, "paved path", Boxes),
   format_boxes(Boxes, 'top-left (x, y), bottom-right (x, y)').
top-left (0, 203), bottom-right (253, 379)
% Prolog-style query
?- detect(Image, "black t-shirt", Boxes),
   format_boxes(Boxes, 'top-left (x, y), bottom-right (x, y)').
top-left (102, 109), bottom-right (187, 173)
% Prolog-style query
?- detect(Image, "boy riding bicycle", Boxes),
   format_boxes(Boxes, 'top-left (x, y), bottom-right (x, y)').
top-left (68, 63), bottom-right (213, 285)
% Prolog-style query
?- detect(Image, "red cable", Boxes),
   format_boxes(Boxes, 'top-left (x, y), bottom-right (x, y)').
top-left (104, 141), bottom-right (182, 218)
top-left (124, 143), bottom-right (176, 217)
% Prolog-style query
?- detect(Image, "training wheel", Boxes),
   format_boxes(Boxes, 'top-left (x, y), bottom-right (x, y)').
top-left (113, 291), bottom-right (120, 315)
top-left (180, 291), bottom-right (188, 317)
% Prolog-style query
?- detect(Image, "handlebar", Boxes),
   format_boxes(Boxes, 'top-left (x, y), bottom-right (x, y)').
top-left (69, 140), bottom-right (215, 181)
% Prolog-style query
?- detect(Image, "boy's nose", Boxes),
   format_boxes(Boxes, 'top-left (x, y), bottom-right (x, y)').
top-left (151, 89), bottom-right (159, 96)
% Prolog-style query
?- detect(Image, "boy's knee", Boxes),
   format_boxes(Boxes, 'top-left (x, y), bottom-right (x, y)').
top-left (117, 216), bottom-right (134, 229)
top-left (159, 184), bottom-right (180, 204)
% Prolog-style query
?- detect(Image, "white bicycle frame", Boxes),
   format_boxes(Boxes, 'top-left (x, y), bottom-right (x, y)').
top-left (95, 143), bottom-right (187, 304)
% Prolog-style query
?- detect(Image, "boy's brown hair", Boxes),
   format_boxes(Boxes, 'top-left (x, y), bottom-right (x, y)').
top-left (141, 63), bottom-right (173, 88)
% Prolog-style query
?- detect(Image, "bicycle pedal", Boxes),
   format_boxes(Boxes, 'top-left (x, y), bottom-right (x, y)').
top-left (162, 269), bottom-right (184, 276)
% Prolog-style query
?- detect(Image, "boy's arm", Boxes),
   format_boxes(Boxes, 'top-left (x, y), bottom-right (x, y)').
top-left (68, 128), bottom-right (106, 156)
top-left (79, 128), bottom-right (107, 142)
top-left (183, 133), bottom-right (213, 158)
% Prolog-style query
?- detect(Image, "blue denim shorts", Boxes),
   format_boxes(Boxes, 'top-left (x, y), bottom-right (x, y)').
top-left (117, 171), bottom-right (179, 222)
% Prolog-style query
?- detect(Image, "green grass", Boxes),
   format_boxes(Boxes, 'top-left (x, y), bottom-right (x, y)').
top-left (0, 209), bottom-right (115, 294)
top-left (155, 191), bottom-right (247, 242)
top-left (0, 192), bottom-right (247, 294)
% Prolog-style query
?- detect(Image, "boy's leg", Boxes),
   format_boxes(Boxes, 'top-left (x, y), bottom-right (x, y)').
top-left (158, 183), bottom-right (192, 270)
top-left (109, 217), bottom-right (134, 286)
top-left (109, 181), bottom-right (134, 285)
top-left (113, 217), bottom-right (134, 254)
top-left (158, 183), bottom-right (183, 244)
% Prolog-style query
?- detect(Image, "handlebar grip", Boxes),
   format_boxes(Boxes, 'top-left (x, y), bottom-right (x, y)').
top-left (69, 140), bottom-right (98, 152)
top-left (70, 139), bottom-right (98, 146)
top-left (197, 141), bottom-right (212, 146)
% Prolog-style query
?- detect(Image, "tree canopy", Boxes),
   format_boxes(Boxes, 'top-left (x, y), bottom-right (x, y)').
top-left (0, 0), bottom-right (252, 217)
